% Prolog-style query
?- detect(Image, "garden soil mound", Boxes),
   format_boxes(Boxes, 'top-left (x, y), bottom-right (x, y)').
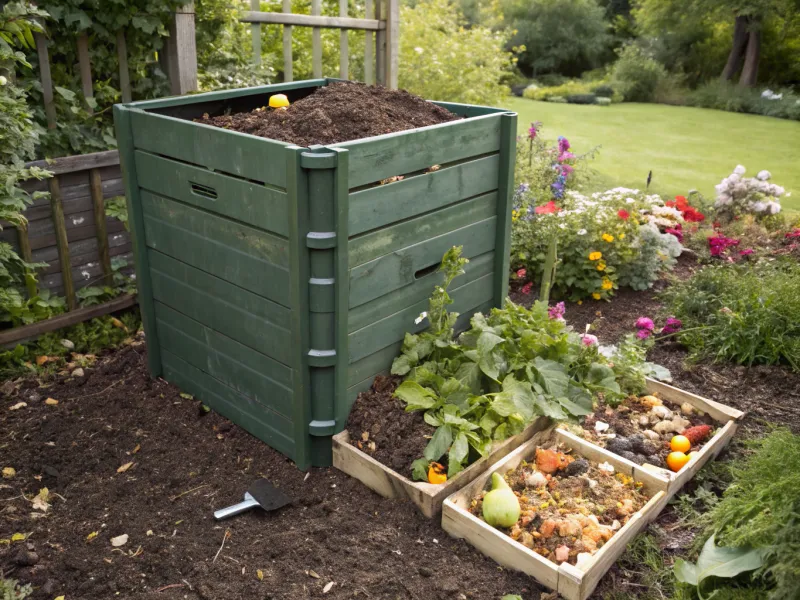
top-left (345, 374), bottom-right (434, 475)
top-left (197, 82), bottom-right (460, 146)
top-left (0, 342), bottom-right (538, 600)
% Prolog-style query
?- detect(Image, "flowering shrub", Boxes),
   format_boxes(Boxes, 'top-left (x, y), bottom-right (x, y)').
top-left (512, 188), bottom-right (683, 300)
top-left (714, 165), bottom-right (787, 221)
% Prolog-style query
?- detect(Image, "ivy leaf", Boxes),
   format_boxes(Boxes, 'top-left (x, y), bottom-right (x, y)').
top-left (410, 458), bottom-right (430, 481)
top-left (394, 381), bottom-right (438, 411)
top-left (54, 86), bottom-right (77, 101)
top-left (447, 432), bottom-right (469, 478)
top-left (674, 534), bottom-right (764, 589)
top-left (423, 425), bottom-right (453, 462)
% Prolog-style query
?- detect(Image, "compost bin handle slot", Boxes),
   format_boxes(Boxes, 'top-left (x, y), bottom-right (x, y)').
top-left (190, 182), bottom-right (218, 200)
top-left (414, 262), bottom-right (441, 280)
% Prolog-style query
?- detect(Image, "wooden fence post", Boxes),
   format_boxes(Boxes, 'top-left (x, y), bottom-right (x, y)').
top-left (165, 1), bottom-right (198, 95)
top-left (76, 32), bottom-right (93, 110)
top-left (251, 0), bottom-right (261, 65)
top-left (364, 0), bottom-right (374, 84)
top-left (375, 0), bottom-right (385, 85)
top-left (90, 169), bottom-right (113, 286)
top-left (339, 0), bottom-right (348, 79)
top-left (34, 33), bottom-right (56, 129)
top-left (282, 0), bottom-right (293, 81)
top-left (385, 0), bottom-right (399, 89)
top-left (311, 0), bottom-right (322, 78)
top-left (116, 30), bottom-right (132, 103)
top-left (49, 177), bottom-right (77, 311)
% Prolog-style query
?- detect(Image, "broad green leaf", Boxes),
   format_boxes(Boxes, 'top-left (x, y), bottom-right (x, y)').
top-left (423, 425), bottom-right (453, 461)
top-left (411, 458), bottom-right (430, 482)
top-left (533, 357), bottom-right (569, 397)
top-left (493, 422), bottom-right (509, 440)
top-left (391, 354), bottom-right (414, 376)
top-left (479, 411), bottom-right (499, 436)
top-left (454, 361), bottom-right (482, 394)
top-left (394, 381), bottom-right (437, 411)
top-left (674, 534), bottom-right (764, 588)
top-left (424, 412), bottom-right (442, 427)
top-left (448, 432), bottom-right (469, 478)
top-left (479, 349), bottom-right (506, 381)
top-left (443, 412), bottom-right (479, 431)
top-left (559, 385), bottom-right (594, 417)
top-left (643, 362), bottom-right (672, 382)
top-left (440, 378), bottom-right (470, 409)
top-left (54, 86), bottom-right (76, 101)
top-left (409, 366), bottom-right (444, 391)
top-left (533, 394), bottom-right (567, 419)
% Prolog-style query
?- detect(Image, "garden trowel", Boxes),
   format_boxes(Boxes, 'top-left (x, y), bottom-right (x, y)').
top-left (213, 479), bottom-right (292, 520)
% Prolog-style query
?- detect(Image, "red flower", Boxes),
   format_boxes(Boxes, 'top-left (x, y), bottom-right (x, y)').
top-left (617, 209), bottom-right (630, 220)
top-left (682, 207), bottom-right (705, 223)
top-left (674, 195), bottom-right (688, 210)
top-left (516, 268), bottom-right (527, 278)
top-left (535, 201), bottom-right (560, 214)
top-left (520, 282), bottom-right (534, 295)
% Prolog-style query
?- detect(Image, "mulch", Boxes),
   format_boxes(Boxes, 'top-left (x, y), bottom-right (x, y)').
top-left (196, 82), bottom-right (459, 147)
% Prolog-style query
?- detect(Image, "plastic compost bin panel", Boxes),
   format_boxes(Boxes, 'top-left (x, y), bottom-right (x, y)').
top-left (114, 79), bottom-right (517, 469)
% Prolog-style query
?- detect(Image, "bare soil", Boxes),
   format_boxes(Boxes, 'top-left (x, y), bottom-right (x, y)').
top-left (197, 82), bottom-right (459, 147)
top-left (1, 343), bottom-right (539, 600)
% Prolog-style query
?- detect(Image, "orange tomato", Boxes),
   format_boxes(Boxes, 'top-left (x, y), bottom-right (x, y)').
top-left (666, 451), bottom-right (690, 472)
top-left (428, 462), bottom-right (447, 484)
top-left (670, 435), bottom-right (691, 453)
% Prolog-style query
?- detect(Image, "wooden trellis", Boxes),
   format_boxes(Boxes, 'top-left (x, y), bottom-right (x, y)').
top-left (240, 0), bottom-right (399, 88)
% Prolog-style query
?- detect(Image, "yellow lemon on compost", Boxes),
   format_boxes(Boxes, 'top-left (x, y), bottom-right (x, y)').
top-left (269, 94), bottom-right (290, 109)
top-left (670, 435), bottom-right (691, 453)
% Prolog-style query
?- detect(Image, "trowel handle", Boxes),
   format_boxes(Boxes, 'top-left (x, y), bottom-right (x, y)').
top-left (214, 495), bottom-right (259, 520)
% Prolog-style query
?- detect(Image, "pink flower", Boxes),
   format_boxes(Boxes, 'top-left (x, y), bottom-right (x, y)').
top-left (580, 334), bottom-right (598, 346)
top-left (636, 329), bottom-right (652, 340)
top-left (635, 317), bottom-right (655, 331)
top-left (665, 227), bottom-right (683, 243)
top-left (548, 302), bottom-right (566, 320)
top-left (739, 248), bottom-right (754, 256)
top-left (520, 282), bottom-right (534, 295)
top-left (661, 317), bottom-right (682, 335)
top-left (516, 268), bottom-right (527, 278)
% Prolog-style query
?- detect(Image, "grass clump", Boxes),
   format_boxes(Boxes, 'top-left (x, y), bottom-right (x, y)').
top-left (662, 260), bottom-right (800, 370)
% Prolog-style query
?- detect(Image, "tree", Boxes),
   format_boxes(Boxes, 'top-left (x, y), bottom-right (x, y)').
top-left (633, 0), bottom-right (800, 87)
top-left (501, 0), bottom-right (612, 77)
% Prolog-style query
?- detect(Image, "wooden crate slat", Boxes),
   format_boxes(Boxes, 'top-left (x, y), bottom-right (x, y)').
top-left (334, 115), bottom-right (502, 188)
top-left (134, 150), bottom-right (289, 237)
top-left (349, 192), bottom-right (497, 267)
top-left (161, 349), bottom-right (296, 457)
top-left (155, 303), bottom-right (293, 417)
top-left (25, 150), bottom-right (120, 175)
top-left (348, 250), bottom-right (494, 333)
top-left (149, 250), bottom-right (293, 366)
top-left (348, 217), bottom-right (496, 309)
top-left (129, 110), bottom-right (288, 188)
top-left (348, 154), bottom-right (500, 236)
top-left (348, 272), bottom-right (493, 363)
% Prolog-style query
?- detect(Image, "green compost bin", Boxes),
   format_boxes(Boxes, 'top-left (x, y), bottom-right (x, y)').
top-left (114, 78), bottom-right (517, 469)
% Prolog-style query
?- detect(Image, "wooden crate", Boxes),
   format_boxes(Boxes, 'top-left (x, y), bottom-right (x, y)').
top-left (115, 79), bottom-right (518, 469)
top-left (442, 429), bottom-right (669, 600)
top-left (332, 417), bottom-right (552, 518)
top-left (560, 378), bottom-right (743, 499)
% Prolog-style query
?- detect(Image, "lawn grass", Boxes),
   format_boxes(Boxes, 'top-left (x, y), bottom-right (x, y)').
top-left (504, 97), bottom-right (800, 212)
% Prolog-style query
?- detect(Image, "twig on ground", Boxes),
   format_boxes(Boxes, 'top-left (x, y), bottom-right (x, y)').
top-left (156, 583), bottom-right (185, 592)
top-left (213, 530), bottom-right (230, 563)
top-left (169, 484), bottom-right (210, 502)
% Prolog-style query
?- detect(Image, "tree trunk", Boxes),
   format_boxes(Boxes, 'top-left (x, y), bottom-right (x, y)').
top-left (721, 15), bottom-right (749, 81)
top-left (739, 26), bottom-right (761, 87)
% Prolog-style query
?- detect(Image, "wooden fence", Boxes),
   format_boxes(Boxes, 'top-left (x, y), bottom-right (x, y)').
top-left (241, 0), bottom-right (399, 88)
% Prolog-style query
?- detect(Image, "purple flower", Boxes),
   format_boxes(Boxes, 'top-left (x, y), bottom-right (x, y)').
top-left (558, 136), bottom-right (570, 153)
top-left (661, 317), bottom-right (682, 335)
top-left (581, 333), bottom-right (598, 346)
top-left (548, 302), bottom-right (566, 320)
top-left (528, 121), bottom-right (542, 140)
top-left (558, 151), bottom-right (575, 163)
top-left (635, 317), bottom-right (655, 331)
top-left (636, 329), bottom-right (652, 340)
top-left (559, 163), bottom-right (574, 178)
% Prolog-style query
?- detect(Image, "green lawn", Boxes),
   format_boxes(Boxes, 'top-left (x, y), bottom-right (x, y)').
top-left (505, 97), bottom-right (800, 212)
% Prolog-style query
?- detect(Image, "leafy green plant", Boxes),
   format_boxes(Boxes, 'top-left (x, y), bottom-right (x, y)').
top-left (0, 287), bottom-right (65, 326)
top-left (105, 196), bottom-right (129, 231)
top-left (0, 577), bottom-right (32, 600)
top-left (662, 260), bottom-right (800, 370)
top-left (611, 45), bottom-right (668, 103)
top-left (674, 534), bottom-right (764, 598)
top-left (391, 247), bottom-right (666, 480)
top-left (689, 82), bottom-right (800, 122)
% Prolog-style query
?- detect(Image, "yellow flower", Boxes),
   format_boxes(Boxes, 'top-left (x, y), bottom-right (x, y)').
top-left (577, 300), bottom-right (583, 305)
top-left (596, 260), bottom-right (606, 271)
top-left (619, 233), bottom-right (626, 239)
top-left (592, 292), bottom-right (601, 300)
top-left (602, 233), bottom-right (615, 243)
top-left (602, 278), bottom-right (613, 291)
top-left (589, 251), bottom-right (602, 261)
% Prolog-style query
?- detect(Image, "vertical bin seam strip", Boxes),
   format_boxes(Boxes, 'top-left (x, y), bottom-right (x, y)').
top-left (493, 112), bottom-right (518, 308)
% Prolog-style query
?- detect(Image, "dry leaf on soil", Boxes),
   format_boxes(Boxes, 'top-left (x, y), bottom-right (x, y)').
top-left (86, 531), bottom-right (99, 541)
top-left (9, 402), bottom-right (27, 410)
top-left (307, 569), bottom-right (320, 579)
top-left (31, 488), bottom-right (50, 512)
top-left (323, 582), bottom-right (335, 594)
top-left (257, 570), bottom-right (264, 581)
top-left (11, 533), bottom-right (26, 542)
top-left (117, 462), bottom-right (134, 473)
top-left (110, 534), bottom-right (128, 547)
top-left (2, 467), bottom-right (15, 478)
top-left (45, 398), bottom-right (59, 406)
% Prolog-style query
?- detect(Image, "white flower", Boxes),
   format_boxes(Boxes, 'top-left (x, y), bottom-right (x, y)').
top-left (761, 89), bottom-right (774, 99)
top-left (0, 75), bottom-right (6, 86)
top-left (734, 165), bottom-right (746, 176)
top-left (766, 200), bottom-right (781, 215)
top-left (577, 228), bottom-right (587, 235)
top-left (414, 47), bottom-right (424, 54)
top-left (757, 170), bottom-right (771, 181)
top-left (414, 311), bottom-right (428, 325)
top-left (598, 344), bottom-right (617, 358)
top-left (626, 198), bottom-right (635, 204)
